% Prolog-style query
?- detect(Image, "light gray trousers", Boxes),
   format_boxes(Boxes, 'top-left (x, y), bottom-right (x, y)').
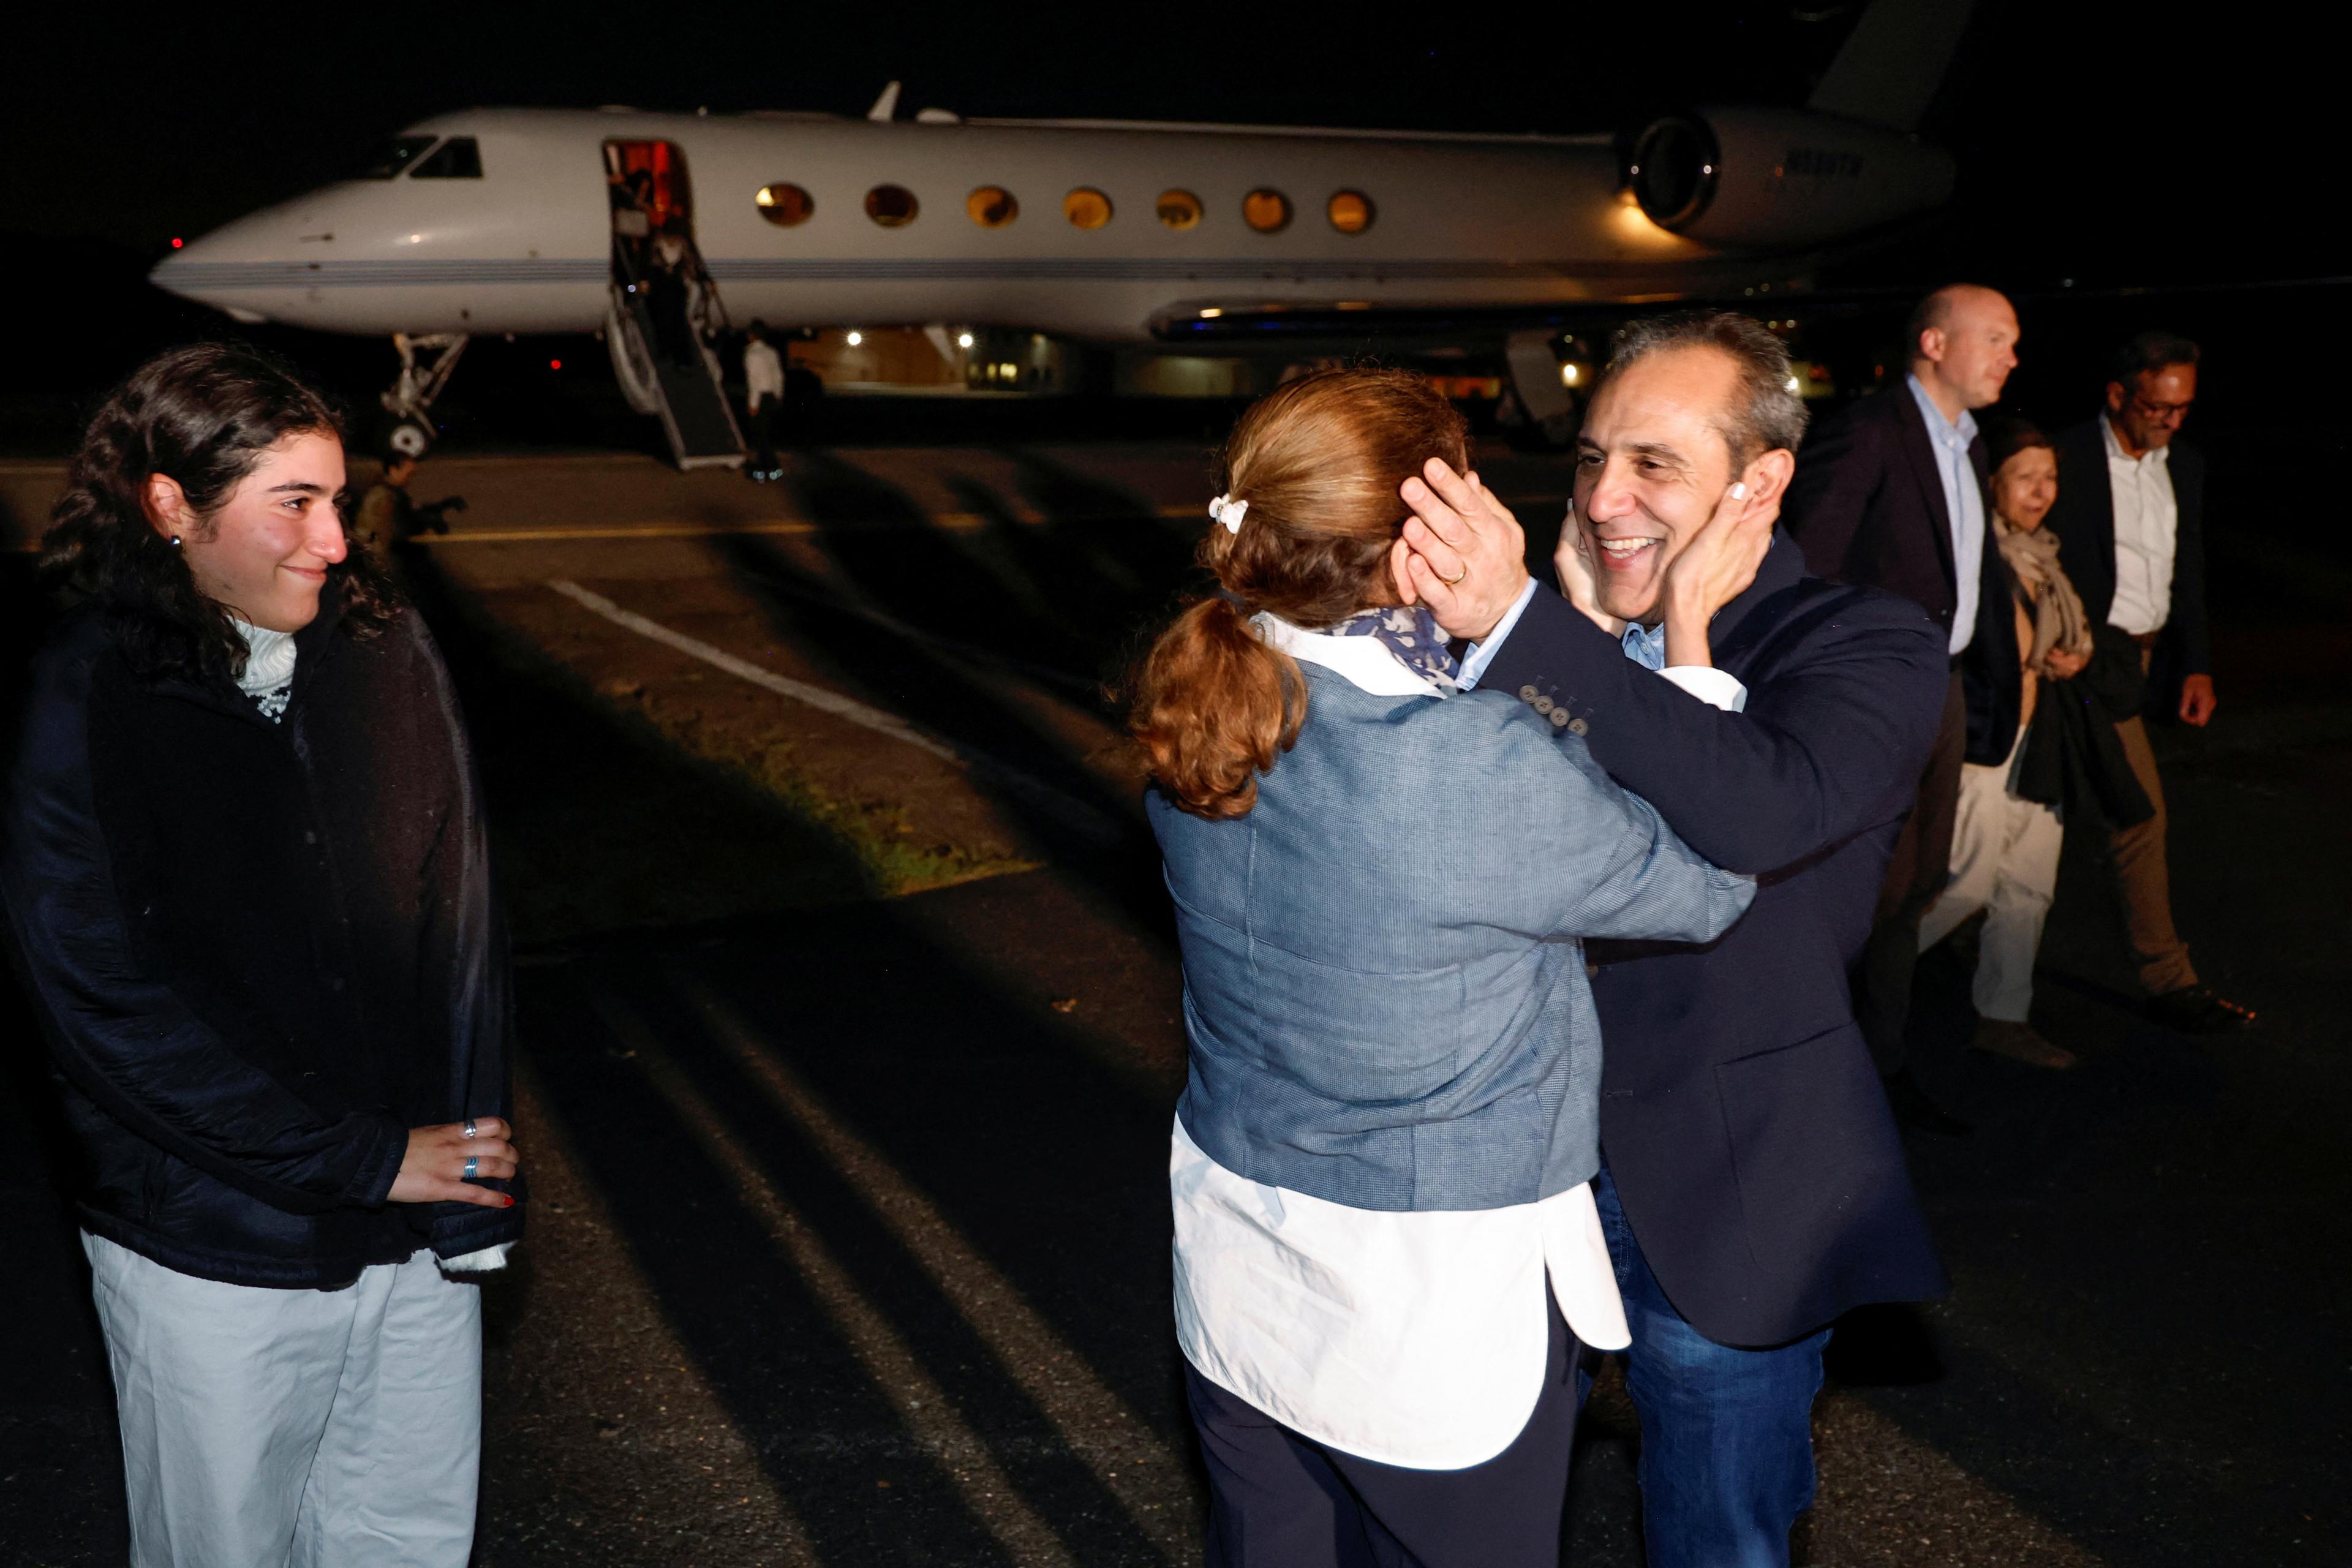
top-left (83, 1232), bottom-right (483, 1567)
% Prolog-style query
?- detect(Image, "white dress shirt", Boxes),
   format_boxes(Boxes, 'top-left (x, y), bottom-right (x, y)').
top-left (1170, 611), bottom-right (1744, 1471)
top-left (2101, 413), bottom-right (2177, 636)
top-left (1907, 374), bottom-right (1985, 655)
top-left (744, 339), bottom-right (785, 412)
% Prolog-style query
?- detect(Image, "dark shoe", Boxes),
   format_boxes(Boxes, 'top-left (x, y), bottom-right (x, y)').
top-left (1885, 1068), bottom-right (1972, 1137)
top-left (1972, 1018), bottom-right (2078, 1069)
top-left (2146, 986), bottom-right (2256, 1035)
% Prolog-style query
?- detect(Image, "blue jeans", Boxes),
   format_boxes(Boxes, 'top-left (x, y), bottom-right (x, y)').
top-left (1591, 1164), bottom-right (1830, 1568)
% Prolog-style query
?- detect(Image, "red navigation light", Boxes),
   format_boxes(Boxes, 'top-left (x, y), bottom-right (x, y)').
top-left (549, 359), bottom-right (562, 371)
top-left (170, 237), bottom-right (183, 248)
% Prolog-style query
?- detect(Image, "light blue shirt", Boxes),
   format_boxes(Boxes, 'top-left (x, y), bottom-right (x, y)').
top-left (1905, 373), bottom-right (1983, 655)
top-left (1620, 621), bottom-right (1667, 671)
top-left (1460, 577), bottom-right (1746, 712)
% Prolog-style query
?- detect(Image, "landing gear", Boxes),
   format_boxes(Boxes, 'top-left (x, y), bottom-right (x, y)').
top-left (377, 332), bottom-right (469, 458)
top-left (384, 417), bottom-right (435, 459)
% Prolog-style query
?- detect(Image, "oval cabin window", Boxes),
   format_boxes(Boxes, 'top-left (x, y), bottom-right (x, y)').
top-left (755, 184), bottom-right (814, 226)
top-left (966, 186), bottom-right (1019, 227)
top-left (1156, 189), bottom-right (1203, 230)
top-left (1242, 189), bottom-right (1292, 233)
top-left (1327, 190), bottom-right (1374, 234)
top-left (865, 184), bottom-right (919, 227)
top-left (1063, 187), bottom-right (1113, 230)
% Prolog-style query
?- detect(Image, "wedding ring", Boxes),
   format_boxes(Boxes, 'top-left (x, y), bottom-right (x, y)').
top-left (462, 1118), bottom-right (478, 1139)
top-left (1438, 565), bottom-right (1468, 587)
top-left (463, 1155), bottom-right (480, 1180)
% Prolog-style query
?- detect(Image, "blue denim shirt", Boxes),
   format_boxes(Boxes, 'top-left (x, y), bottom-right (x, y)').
top-left (1150, 663), bottom-right (1754, 1213)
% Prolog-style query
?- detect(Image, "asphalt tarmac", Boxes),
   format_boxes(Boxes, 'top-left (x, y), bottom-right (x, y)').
top-left (0, 439), bottom-right (2344, 1566)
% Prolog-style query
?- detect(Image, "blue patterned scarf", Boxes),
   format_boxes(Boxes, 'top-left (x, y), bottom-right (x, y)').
top-left (1329, 605), bottom-right (1461, 690)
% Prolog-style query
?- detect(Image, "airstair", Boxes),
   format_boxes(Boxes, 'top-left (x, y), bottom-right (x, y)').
top-left (605, 246), bottom-right (745, 471)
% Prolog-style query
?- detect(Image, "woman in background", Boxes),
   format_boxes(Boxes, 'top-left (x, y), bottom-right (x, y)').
top-left (1926, 417), bottom-right (2096, 1068)
top-left (1132, 369), bottom-right (1752, 1566)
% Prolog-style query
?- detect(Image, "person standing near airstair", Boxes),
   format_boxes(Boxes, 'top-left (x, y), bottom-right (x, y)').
top-left (742, 320), bottom-right (785, 483)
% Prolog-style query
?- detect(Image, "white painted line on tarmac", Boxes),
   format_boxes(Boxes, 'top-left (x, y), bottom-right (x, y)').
top-left (412, 503), bottom-right (1204, 545)
top-left (547, 579), bottom-right (1122, 844)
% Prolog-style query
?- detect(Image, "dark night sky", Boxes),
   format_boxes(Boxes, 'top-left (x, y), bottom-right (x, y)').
top-left (7, 1), bottom-right (2342, 288)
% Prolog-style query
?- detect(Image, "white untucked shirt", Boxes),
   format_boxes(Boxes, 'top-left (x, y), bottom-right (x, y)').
top-left (1170, 612), bottom-right (1742, 1471)
top-left (2101, 413), bottom-right (2177, 636)
top-left (744, 339), bottom-right (785, 412)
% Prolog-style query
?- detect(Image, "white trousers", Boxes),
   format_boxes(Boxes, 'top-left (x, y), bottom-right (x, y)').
top-left (1920, 733), bottom-right (2064, 1022)
top-left (83, 1233), bottom-right (483, 1568)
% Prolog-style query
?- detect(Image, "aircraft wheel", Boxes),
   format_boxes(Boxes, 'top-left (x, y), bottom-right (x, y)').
top-left (384, 417), bottom-right (436, 460)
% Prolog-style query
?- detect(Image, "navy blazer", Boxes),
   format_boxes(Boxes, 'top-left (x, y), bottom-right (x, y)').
top-left (1478, 535), bottom-right (1950, 1346)
top-left (1784, 383), bottom-right (2023, 764)
top-left (2044, 417), bottom-right (2211, 712)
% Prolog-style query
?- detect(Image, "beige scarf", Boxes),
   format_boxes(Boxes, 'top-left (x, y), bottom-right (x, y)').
top-left (1994, 514), bottom-right (2094, 671)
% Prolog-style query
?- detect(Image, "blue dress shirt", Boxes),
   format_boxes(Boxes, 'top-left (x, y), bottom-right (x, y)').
top-left (1904, 373), bottom-right (1983, 655)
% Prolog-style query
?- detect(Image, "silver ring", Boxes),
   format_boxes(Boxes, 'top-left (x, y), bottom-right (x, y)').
top-left (463, 1155), bottom-right (480, 1180)
top-left (462, 1118), bottom-right (478, 1139)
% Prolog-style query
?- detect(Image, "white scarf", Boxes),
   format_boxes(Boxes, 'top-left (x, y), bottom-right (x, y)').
top-left (230, 617), bottom-right (297, 723)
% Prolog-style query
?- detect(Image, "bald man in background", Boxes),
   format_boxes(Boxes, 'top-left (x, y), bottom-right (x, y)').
top-left (1784, 284), bottom-right (2023, 1135)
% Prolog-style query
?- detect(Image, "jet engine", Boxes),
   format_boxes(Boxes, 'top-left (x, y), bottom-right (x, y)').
top-left (1624, 107), bottom-right (1954, 253)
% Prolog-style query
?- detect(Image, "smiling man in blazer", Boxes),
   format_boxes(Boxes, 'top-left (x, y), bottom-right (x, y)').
top-left (1393, 311), bottom-right (1949, 1568)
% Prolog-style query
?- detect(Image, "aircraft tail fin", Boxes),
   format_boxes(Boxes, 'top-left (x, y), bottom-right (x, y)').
top-left (867, 81), bottom-right (902, 123)
top-left (1806, 0), bottom-right (1975, 133)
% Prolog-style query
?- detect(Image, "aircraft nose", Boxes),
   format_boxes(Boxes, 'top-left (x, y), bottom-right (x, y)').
top-left (148, 217), bottom-right (286, 324)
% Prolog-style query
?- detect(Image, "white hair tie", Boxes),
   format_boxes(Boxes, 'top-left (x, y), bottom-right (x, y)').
top-left (1209, 494), bottom-right (1249, 534)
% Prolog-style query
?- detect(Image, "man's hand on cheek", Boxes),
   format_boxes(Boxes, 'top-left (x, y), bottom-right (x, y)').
top-left (1397, 459), bottom-right (1529, 642)
top-left (1553, 500), bottom-right (1626, 638)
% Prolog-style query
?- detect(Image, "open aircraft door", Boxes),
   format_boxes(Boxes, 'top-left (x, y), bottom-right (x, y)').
top-left (602, 140), bottom-right (745, 470)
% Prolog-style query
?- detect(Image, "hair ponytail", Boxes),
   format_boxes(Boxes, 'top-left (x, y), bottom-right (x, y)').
top-left (1129, 595), bottom-right (1306, 820)
top-left (1126, 368), bottom-right (1468, 820)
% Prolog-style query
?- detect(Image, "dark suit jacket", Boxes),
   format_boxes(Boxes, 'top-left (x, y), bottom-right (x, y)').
top-left (2043, 417), bottom-right (2211, 713)
top-left (1784, 383), bottom-right (2023, 765)
top-left (1480, 535), bottom-right (1950, 1346)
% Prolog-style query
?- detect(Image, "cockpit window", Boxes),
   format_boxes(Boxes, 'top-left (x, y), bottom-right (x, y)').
top-left (410, 137), bottom-right (484, 179)
top-left (352, 136), bottom-right (437, 180)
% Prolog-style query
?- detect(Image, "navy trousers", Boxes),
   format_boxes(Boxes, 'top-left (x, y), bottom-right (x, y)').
top-left (1186, 1296), bottom-right (1581, 1568)
top-left (1592, 1163), bottom-right (1830, 1568)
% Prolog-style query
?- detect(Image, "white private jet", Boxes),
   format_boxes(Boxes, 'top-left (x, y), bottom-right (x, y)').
top-left (151, 0), bottom-right (1972, 467)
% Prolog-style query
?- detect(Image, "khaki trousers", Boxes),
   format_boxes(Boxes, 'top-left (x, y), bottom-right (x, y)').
top-left (2109, 714), bottom-right (2198, 996)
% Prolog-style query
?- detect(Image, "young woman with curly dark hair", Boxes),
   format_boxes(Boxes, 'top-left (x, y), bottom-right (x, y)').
top-left (4, 342), bottom-right (522, 1565)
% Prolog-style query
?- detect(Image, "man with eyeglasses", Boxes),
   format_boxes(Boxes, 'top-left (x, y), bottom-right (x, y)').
top-left (2043, 330), bottom-right (2252, 1034)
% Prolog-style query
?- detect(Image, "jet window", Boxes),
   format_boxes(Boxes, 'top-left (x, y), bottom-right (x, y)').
top-left (1156, 190), bottom-right (1203, 230)
top-left (967, 186), bottom-right (1019, 227)
top-left (756, 184), bottom-right (815, 225)
top-left (410, 137), bottom-right (483, 179)
top-left (1242, 189), bottom-right (1291, 233)
top-left (1063, 187), bottom-right (1113, 230)
top-left (865, 184), bottom-right (919, 226)
top-left (353, 136), bottom-right (437, 180)
top-left (1327, 190), bottom-right (1374, 235)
